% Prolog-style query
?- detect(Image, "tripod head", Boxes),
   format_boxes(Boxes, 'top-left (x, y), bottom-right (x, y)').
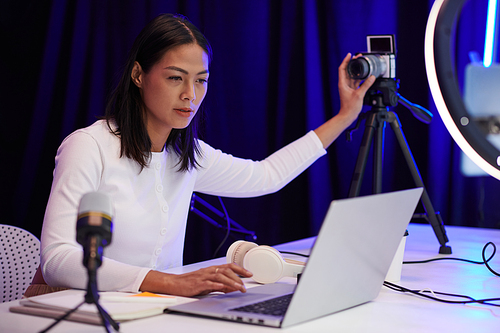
top-left (365, 78), bottom-right (433, 123)
top-left (364, 78), bottom-right (399, 109)
top-left (347, 78), bottom-right (433, 141)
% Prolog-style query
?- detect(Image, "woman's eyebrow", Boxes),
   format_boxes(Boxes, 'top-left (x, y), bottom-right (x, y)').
top-left (164, 66), bottom-right (209, 75)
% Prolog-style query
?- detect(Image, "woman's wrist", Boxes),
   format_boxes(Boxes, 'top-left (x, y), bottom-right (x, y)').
top-left (139, 270), bottom-right (172, 294)
top-left (314, 111), bottom-right (359, 149)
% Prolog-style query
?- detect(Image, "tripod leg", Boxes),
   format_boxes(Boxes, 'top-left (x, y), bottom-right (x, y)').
top-left (39, 300), bottom-right (86, 333)
top-left (86, 271), bottom-right (120, 332)
top-left (373, 115), bottom-right (387, 194)
top-left (95, 301), bottom-right (119, 332)
top-left (349, 112), bottom-right (378, 197)
top-left (388, 112), bottom-right (452, 254)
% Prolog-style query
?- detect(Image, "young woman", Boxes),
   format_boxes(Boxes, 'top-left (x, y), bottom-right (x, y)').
top-left (38, 14), bottom-right (375, 297)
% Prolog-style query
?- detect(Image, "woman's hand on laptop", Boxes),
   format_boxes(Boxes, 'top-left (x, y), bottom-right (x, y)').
top-left (139, 264), bottom-right (253, 297)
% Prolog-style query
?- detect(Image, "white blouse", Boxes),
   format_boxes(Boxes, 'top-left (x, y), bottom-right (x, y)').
top-left (40, 120), bottom-right (326, 292)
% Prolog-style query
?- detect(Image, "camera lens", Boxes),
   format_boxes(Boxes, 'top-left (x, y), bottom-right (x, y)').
top-left (347, 55), bottom-right (387, 79)
top-left (347, 58), bottom-right (370, 79)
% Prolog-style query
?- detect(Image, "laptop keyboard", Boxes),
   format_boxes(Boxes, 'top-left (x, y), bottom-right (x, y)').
top-left (229, 293), bottom-right (293, 317)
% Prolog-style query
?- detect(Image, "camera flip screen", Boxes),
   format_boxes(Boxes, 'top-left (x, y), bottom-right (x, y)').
top-left (369, 38), bottom-right (392, 53)
top-left (367, 35), bottom-right (395, 54)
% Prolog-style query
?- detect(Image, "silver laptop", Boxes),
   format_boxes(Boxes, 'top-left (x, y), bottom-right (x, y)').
top-left (168, 188), bottom-right (423, 328)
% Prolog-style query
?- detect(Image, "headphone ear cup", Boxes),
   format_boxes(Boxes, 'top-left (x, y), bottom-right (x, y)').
top-left (243, 246), bottom-right (285, 284)
top-left (226, 240), bottom-right (258, 267)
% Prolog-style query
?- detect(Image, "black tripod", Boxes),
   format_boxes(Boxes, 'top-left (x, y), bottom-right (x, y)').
top-left (40, 265), bottom-right (120, 333)
top-left (40, 215), bottom-right (119, 333)
top-left (347, 78), bottom-right (452, 255)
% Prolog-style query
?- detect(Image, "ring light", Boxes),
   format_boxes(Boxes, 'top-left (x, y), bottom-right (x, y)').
top-left (425, 0), bottom-right (500, 180)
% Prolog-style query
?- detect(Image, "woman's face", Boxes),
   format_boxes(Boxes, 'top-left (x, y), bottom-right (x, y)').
top-left (132, 43), bottom-right (209, 149)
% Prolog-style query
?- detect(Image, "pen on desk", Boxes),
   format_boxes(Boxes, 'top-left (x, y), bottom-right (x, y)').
top-left (101, 292), bottom-right (177, 304)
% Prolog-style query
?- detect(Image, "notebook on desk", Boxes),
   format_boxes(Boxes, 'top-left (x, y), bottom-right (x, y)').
top-left (168, 188), bottom-right (423, 328)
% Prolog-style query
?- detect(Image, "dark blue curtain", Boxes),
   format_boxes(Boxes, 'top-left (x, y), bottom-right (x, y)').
top-left (2, 0), bottom-right (499, 264)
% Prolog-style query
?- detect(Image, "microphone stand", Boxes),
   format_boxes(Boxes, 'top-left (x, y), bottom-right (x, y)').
top-left (83, 257), bottom-right (119, 333)
top-left (39, 236), bottom-right (119, 333)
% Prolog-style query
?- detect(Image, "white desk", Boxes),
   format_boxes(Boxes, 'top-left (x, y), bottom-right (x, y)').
top-left (1, 223), bottom-right (499, 332)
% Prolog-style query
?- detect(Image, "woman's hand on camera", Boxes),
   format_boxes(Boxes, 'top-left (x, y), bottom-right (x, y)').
top-left (314, 53), bottom-right (375, 149)
top-left (337, 53), bottom-right (376, 123)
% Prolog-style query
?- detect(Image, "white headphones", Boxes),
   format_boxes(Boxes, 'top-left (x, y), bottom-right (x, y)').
top-left (226, 240), bottom-right (305, 284)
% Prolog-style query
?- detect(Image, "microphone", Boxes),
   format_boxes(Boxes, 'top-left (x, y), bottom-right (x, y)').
top-left (76, 192), bottom-right (113, 273)
top-left (40, 192), bottom-right (119, 332)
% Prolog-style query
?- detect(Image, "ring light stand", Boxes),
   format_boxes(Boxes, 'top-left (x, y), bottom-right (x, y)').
top-left (425, 0), bottom-right (500, 180)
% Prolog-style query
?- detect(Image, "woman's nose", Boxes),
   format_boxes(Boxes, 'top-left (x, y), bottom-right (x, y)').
top-left (181, 83), bottom-right (195, 101)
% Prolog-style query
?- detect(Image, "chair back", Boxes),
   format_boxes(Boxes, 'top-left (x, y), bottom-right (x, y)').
top-left (0, 224), bottom-right (40, 302)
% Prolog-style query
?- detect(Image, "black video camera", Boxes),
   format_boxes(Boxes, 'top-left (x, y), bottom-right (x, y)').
top-left (347, 34), bottom-right (396, 80)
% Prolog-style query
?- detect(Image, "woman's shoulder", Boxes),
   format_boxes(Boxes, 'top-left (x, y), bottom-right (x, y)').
top-left (54, 120), bottom-right (122, 171)
top-left (61, 120), bottom-right (118, 149)
top-left (194, 138), bottom-right (241, 171)
top-left (69, 119), bottom-right (115, 138)
top-left (195, 139), bottom-right (223, 159)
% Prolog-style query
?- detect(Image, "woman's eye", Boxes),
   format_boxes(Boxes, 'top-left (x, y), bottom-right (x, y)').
top-left (168, 76), bottom-right (182, 81)
top-left (197, 78), bottom-right (209, 84)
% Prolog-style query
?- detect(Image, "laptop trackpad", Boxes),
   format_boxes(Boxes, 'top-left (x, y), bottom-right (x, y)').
top-left (173, 283), bottom-right (296, 311)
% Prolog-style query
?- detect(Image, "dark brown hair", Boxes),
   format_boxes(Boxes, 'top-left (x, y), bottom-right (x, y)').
top-left (105, 14), bottom-right (212, 171)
